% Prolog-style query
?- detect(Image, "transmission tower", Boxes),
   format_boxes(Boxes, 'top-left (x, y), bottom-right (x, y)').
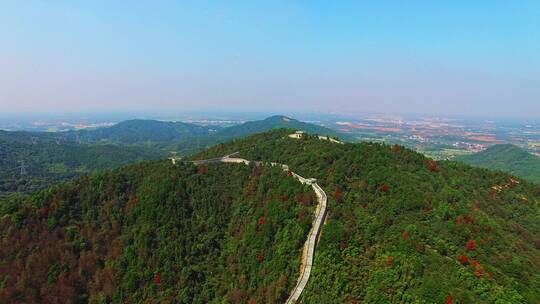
top-left (19, 160), bottom-right (28, 176)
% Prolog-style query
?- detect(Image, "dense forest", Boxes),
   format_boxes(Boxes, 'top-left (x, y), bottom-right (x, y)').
top-left (0, 116), bottom-right (340, 197)
top-left (213, 115), bottom-right (342, 140)
top-left (2, 129), bottom-right (539, 303)
top-left (0, 160), bottom-right (314, 303)
top-left (64, 116), bottom-right (342, 145)
top-left (62, 119), bottom-right (216, 144)
top-left (457, 144), bottom-right (540, 184)
top-left (194, 130), bottom-right (540, 303)
top-left (0, 131), bottom-right (165, 196)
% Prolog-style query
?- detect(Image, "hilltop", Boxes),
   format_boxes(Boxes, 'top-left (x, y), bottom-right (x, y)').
top-left (457, 144), bottom-right (540, 183)
top-left (195, 130), bottom-right (540, 303)
top-left (57, 116), bottom-right (342, 146)
top-left (214, 115), bottom-right (342, 140)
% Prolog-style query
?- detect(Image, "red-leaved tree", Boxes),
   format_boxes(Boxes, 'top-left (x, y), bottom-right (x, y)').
top-left (402, 231), bottom-right (409, 240)
top-left (427, 160), bottom-right (439, 172)
top-left (198, 164), bottom-right (208, 175)
top-left (333, 187), bottom-right (343, 202)
top-left (39, 206), bottom-right (50, 218)
top-left (466, 240), bottom-right (476, 251)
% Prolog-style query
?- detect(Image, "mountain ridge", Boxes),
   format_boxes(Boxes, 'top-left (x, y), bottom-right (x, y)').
top-left (64, 119), bottom-right (216, 144)
top-left (214, 115), bottom-right (343, 140)
top-left (193, 130), bottom-right (540, 303)
top-left (0, 116), bottom-right (342, 196)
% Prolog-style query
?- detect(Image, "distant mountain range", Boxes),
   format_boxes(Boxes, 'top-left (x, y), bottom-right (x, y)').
top-left (62, 115), bottom-right (342, 144)
top-left (5, 117), bottom-right (539, 199)
top-left (0, 115), bottom-right (342, 196)
top-left (64, 119), bottom-right (217, 144)
top-left (457, 144), bottom-right (540, 183)
top-left (213, 115), bottom-right (341, 140)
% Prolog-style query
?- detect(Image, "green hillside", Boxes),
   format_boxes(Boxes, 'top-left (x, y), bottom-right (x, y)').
top-left (195, 130), bottom-right (540, 303)
top-left (65, 119), bottom-right (216, 144)
top-left (2, 129), bottom-right (539, 303)
top-left (457, 144), bottom-right (540, 183)
top-left (0, 131), bottom-right (165, 196)
top-left (0, 160), bottom-right (314, 303)
top-left (61, 116), bottom-right (342, 145)
top-left (214, 115), bottom-right (344, 141)
top-left (0, 116), bottom-right (342, 196)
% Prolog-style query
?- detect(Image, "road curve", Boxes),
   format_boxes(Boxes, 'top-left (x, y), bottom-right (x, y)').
top-left (186, 154), bottom-right (327, 303)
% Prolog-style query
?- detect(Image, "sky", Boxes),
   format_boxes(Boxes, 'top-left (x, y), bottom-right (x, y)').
top-left (0, 1), bottom-right (539, 118)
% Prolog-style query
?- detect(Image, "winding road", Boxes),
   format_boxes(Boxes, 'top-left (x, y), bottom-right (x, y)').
top-left (187, 153), bottom-right (327, 303)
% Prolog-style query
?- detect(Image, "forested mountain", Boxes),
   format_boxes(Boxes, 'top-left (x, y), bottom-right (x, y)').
top-left (3, 127), bottom-right (539, 303)
top-left (0, 131), bottom-right (165, 196)
top-left (457, 144), bottom-right (540, 183)
top-left (39, 116), bottom-right (341, 146)
top-left (215, 115), bottom-right (342, 140)
top-left (0, 116), bottom-right (341, 196)
top-left (195, 130), bottom-right (540, 303)
top-left (64, 119), bottom-right (216, 144)
top-left (0, 160), bottom-right (314, 303)
top-left (0, 119), bottom-right (216, 196)
top-left (68, 115), bottom-right (343, 145)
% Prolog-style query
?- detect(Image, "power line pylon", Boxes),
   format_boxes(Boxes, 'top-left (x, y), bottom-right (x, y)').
top-left (19, 160), bottom-right (28, 176)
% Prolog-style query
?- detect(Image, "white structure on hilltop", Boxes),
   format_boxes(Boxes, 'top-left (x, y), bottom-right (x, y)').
top-left (288, 130), bottom-right (344, 144)
top-left (317, 135), bottom-right (344, 144)
top-left (288, 130), bottom-right (305, 139)
top-left (169, 151), bottom-right (182, 165)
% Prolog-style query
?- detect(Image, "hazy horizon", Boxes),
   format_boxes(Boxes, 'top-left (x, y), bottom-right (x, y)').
top-left (2, 110), bottom-right (539, 126)
top-left (1, 1), bottom-right (539, 118)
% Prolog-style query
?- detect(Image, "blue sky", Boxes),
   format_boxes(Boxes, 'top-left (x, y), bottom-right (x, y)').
top-left (0, 1), bottom-right (539, 117)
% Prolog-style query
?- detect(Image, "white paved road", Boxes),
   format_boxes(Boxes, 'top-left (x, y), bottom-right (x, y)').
top-left (187, 153), bottom-right (327, 303)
